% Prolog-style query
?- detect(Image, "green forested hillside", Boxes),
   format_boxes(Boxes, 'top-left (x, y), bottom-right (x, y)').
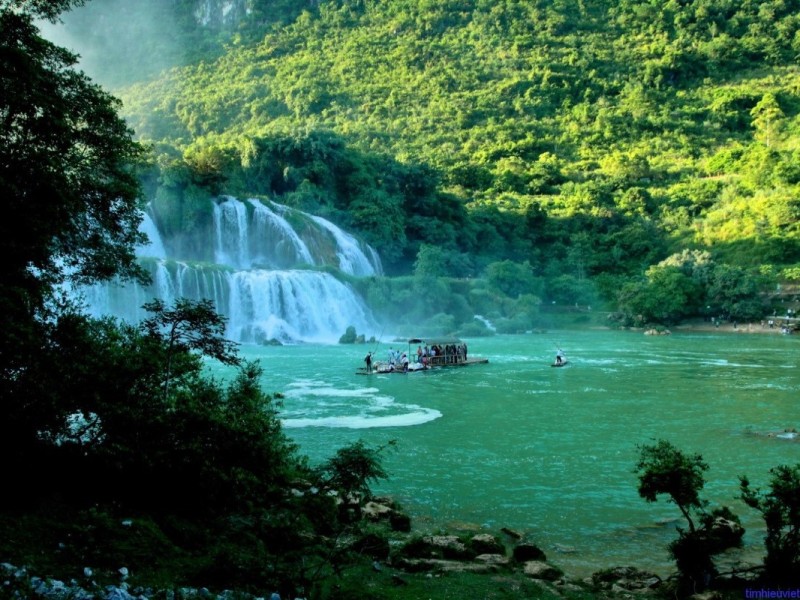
top-left (107, 0), bottom-right (800, 324)
top-left (8, 2), bottom-right (800, 595)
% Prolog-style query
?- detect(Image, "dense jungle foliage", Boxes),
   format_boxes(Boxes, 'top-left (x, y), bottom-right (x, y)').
top-left (4, 2), bottom-right (800, 597)
top-left (1, 2), bottom-right (399, 597)
top-left (61, 0), bottom-right (800, 327)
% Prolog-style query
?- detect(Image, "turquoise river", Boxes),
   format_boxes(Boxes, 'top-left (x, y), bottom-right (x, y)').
top-left (208, 329), bottom-right (799, 578)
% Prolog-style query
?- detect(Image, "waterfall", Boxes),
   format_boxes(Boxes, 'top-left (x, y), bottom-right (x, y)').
top-left (227, 270), bottom-right (375, 344)
top-left (81, 196), bottom-right (381, 344)
top-left (474, 315), bottom-right (497, 332)
top-left (248, 199), bottom-right (316, 268)
top-left (209, 196), bottom-right (381, 276)
top-left (310, 215), bottom-right (383, 276)
top-left (213, 196), bottom-right (249, 269)
top-left (136, 209), bottom-right (167, 259)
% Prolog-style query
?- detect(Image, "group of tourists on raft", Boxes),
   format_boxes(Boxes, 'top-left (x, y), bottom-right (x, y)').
top-left (363, 342), bottom-right (469, 373)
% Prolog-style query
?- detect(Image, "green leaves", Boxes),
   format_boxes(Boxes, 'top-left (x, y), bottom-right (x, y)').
top-left (740, 464), bottom-right (800, 582)
top-left (0, 8), bottom-right (145, 304)
top-left (4, 0), bottom-right (86, 21)
top-left (317, 439), bottom-right (394, 503)
top-left (634, 439), bottom-right (708, 533)
top-left (634, 439), bottom-right (746, 591)
top-left (142, 298), bottom-right (240, 366)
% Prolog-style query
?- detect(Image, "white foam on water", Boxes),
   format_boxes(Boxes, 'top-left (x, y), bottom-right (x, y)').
top-left (742, 382), bottom-right (796, 391)
top-left (493, 354), bottom-right (535, 363)
top-left (280, 379), bottom-right (442, 429)
top-left (580, 358), bottom-right (617, 366)
top-left (282, 407), bottom-right (442, 429)
top-left (284, 385), bottom-right (381, 399)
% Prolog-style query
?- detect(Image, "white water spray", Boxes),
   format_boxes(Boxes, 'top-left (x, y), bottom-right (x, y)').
top-left (309, 214), bottom-right (383, 276)
top-left (81, 196), bottom-right (381, 344)
top-left (136, 209), bottom-right (167, 259)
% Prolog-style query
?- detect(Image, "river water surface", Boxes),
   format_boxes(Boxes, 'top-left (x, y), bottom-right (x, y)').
top-left (210, 329), bottom-right (800, 577)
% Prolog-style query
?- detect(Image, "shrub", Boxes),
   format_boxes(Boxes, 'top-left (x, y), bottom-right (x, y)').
top-left (741, 464), bottom-right (800, 584)
top-left (634, 439), bottom-right (743, 592)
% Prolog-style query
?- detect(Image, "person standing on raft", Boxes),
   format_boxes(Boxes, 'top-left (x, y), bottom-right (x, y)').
top-left (555, 349), bottom-right (565, 365)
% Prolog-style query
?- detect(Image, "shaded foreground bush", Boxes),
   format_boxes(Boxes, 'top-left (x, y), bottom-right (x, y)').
top-left (0, 300), bottom-right (396, 598)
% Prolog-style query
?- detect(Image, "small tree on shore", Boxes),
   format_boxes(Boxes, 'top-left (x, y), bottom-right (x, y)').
top-left (634, 439), bottom-right (742, 592)
top-left (635, 439), bottom-right (708, 533)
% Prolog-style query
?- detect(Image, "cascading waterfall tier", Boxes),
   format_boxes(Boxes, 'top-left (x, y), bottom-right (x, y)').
top-left (210, 196), bottom-right (382, 275)
top-left (83, 197), bottom-right (381, 344)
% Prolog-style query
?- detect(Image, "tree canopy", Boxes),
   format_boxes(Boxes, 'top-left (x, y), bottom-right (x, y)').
top-left (741, 464), bottom-right (800, 583)
top-left (634, 439), bottom-right (709, 534)
top-left (0, 2), bottom-right (146, 376)
top-left (1, 0), bottom-right (145, 450)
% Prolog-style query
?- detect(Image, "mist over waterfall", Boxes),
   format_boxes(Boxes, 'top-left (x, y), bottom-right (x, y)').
top-left (83, 197), bottom-right (381, 344)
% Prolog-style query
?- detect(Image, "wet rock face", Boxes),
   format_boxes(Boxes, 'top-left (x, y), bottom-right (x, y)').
top-left (707, 516), bottom-right (745, 548)
top-left (193, 0), bottom-right (249, 29)
top-left (591, 566), bottom-right (662, 592)
top-left (523, 560), bottom-right (563, 581)
top-left (470, 533), bottom-right (505, 555)
top-left (512, 541), bottom-right (547, 562)
top-left (361, 499), bottom-right (412, 532)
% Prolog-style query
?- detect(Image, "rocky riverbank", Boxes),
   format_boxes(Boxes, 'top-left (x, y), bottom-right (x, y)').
top-left (1, 495), bottom-right (760, 600)
top-left (353, 498), bottom-right (755, 599)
